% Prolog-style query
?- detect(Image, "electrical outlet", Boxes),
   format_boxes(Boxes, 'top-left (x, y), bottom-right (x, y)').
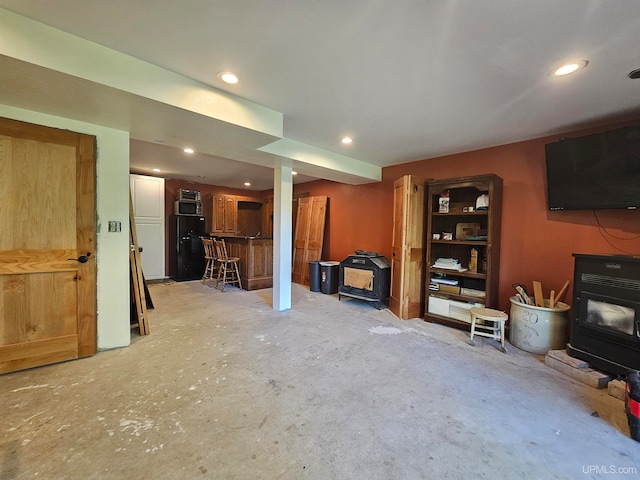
top-left (108, 221), bottom-right (122, 232)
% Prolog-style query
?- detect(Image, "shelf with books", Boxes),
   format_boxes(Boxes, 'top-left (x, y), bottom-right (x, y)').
top-left (425, 174), bottom-right (503, 328)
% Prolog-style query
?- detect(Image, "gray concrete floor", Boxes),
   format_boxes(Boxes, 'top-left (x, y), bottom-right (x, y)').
top-left (1, 281), bottom-right (638, 480)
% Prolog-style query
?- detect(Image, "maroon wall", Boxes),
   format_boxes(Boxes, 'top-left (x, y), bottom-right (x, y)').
top-left (292, 121), bottom-right (640, 312)
top-left (159, 120), bottom-right (640, 312)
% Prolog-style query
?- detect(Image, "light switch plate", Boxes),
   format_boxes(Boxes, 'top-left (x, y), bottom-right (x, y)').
top-left (108, 221), bottom-right (122, 232)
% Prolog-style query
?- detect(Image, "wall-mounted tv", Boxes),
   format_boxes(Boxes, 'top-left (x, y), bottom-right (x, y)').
top-left (545, 125), bottom-right (640, 211)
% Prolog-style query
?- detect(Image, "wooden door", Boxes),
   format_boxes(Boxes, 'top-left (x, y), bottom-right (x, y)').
top-left (292, 196), bottom-right (327, 285)
top-left (0, 117), bottom-right (97, 374)
top-left (389, 176), bottom-right (426, 319)
top-left (389, 177), bottom-right (408, 317)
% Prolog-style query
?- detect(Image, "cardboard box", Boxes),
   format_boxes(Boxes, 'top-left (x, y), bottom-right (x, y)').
top-left (428, 296), bottom-right (449, 316)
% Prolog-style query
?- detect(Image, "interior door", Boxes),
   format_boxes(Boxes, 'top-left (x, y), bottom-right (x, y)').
top-left (130, 174), bottom-right (165, 280)
top-left (389, 177), bottom-right (407, 317)
top-left (390, 175), bottom-right (426, 319)
top-left (291, 196), bottom-right (327, 285)
top-left (0, 117), bottom-right (97, 374)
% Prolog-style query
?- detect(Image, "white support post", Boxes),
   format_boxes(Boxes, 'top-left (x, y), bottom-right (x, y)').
top-left (273, 165), bottom-right (293, 311)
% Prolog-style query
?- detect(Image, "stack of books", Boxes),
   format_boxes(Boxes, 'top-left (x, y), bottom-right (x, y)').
top-left (432, 258), bottom-right (467, 271)
top-left (429, 276), bottom-right (460, 294)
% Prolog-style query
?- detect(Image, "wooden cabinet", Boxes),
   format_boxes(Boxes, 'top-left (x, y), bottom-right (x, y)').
top-left (211, 195), bottom-right (238, 234)
top-left (424, 174), bottom-right (502, 328)
top-left (221, 237), bottom-right (273, 290)
top-left (211, 195), bottom-right (266, 236)
top-left (389, 175), bottom-right (427, 320)
top-left (262, 197), bottom-right (274, 238)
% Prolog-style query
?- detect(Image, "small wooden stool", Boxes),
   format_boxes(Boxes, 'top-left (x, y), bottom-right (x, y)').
top-left (469, 307), bottom-right (508, 353)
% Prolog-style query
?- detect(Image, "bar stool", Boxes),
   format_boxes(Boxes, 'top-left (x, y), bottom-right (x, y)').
top-left (200, 237), bottom-right (216, 286)
top-left (213, 238), bottom-right (242, 291)
top-left (469, 307), bottom-right (508, 353)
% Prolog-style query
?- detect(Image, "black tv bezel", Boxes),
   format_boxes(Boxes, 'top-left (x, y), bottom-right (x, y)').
top-left (544, 125), bottom-right (640, 211)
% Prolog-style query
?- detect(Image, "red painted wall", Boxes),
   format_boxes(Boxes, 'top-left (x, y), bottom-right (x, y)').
top-left (293, 122), bottom-right (640, 312)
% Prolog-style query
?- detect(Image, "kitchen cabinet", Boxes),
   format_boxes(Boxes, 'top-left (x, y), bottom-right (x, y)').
top-left (211, 195), bottom-right (238, 234)
top-left (262, 196), bottom-right (274, 237)
top-left (210, 195), bottom-right (265, 236)
top-left (424, 174), bottom-right (502, 328)
top-left (220, 237), bottom-right (273, 290)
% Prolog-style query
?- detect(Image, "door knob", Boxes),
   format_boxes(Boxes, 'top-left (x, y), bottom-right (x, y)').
top-left (68, 252), bottom-right (92, 263)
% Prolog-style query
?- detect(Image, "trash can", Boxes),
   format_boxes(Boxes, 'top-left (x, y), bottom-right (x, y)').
top-left (320, 261), bottom-right (340, 294)
top-left (309, 261), bottom-right (321, 292)
top-left (509, 296), bottom-right (571, 354)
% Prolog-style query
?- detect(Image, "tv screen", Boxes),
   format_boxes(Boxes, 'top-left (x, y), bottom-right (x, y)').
top-left (545, 125), bottom-right (640, 211)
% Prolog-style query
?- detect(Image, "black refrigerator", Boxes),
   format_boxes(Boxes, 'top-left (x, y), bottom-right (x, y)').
top-left (169, 215), bottom-right (207, 281)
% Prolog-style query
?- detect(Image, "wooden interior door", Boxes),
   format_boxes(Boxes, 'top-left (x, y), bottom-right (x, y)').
top-left (389, 176), bottom-right (426, 319)
top-left (389, 177), bottom-right (408, 317)
top-left (292, 196), bottom-right (327, 285)
top-left (0, 117), bottom-right (97, 374)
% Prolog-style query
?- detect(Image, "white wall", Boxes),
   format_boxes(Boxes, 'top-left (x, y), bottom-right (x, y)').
top-left (0, 104), bottom-right (131, 350)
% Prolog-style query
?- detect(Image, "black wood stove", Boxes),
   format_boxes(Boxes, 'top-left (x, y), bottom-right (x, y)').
top-left (567, 254), bottom-right (640, 377)
top-left (338, 251), bottom-right (391, 309)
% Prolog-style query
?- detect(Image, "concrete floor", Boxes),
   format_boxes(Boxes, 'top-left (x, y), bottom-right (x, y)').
top-left (1, 281), bottom-right (638, 479)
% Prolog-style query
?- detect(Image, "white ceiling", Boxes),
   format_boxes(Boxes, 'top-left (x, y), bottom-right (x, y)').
top-left (1, 1), bottom-right (640, 190)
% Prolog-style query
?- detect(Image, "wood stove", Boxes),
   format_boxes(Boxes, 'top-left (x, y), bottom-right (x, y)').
top-left (567, 254), bottom-right (640, 377)
top-left (338, 251), bottom-right (391, 309)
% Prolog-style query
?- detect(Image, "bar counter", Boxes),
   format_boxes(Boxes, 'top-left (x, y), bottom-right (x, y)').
top-left (211, 235), bottom-right (273, 290)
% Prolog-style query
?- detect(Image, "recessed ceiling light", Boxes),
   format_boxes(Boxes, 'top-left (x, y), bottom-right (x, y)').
top-left (197, 175), bottom-right (205, 178)
top-left (152, 168), bottom-right (161, 173)
top-left (183, 148), bottom-right (194, 154)
top-left (244, 182), bottom-right (251, 186)
top-left (341, 136), bottom-right (353, 145)
top-left (553, 60), bottom-right (588, 76)
top-left (218, 71), bottom-right (240, 84)
top-left (292, 171), bottom-right (298, 175)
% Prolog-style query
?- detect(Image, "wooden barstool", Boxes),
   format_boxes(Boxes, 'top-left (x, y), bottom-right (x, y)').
top-left (213, 238), bottom-right (242, 291)
top-left (469, 307), bottom-right (508, 353)
top-left (201, 237), bottom-right (216, 286)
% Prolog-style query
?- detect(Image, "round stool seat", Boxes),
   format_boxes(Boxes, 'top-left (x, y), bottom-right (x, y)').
top-left (469, 307), bottom-right (508, 353)
top-left (470, 307), bottom-right (508, 322)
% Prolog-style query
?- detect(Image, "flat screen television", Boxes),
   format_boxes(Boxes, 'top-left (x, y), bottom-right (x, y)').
top-left (545, 125), bottom-right (640, 210)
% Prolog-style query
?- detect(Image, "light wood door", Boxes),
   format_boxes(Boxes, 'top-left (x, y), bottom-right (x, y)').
top-left (389, 175), bottom-right (426, 319)
top-left (292, 196), bottom-right (327, 285)
top-left (0, 117), bottom-right (97, 374)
